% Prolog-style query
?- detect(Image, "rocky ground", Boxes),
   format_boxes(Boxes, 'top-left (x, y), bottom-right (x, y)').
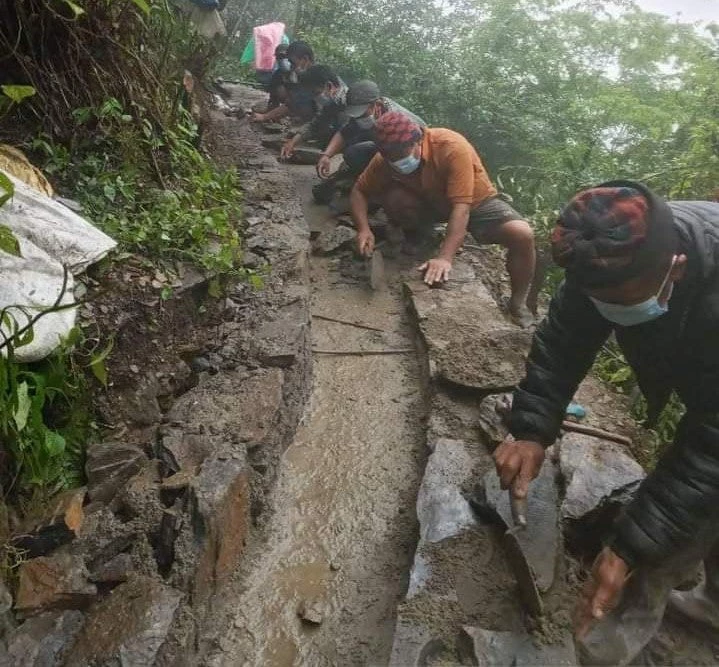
top-left (2, 83), bottom-right (718, 666)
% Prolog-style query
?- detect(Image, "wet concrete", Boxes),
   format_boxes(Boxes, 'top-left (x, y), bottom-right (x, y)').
top-left (200, 167), bottom-right (428, 666)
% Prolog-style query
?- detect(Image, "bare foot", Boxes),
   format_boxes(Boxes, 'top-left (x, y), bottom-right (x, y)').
top-left (509, 303), bottom-right (535, 328)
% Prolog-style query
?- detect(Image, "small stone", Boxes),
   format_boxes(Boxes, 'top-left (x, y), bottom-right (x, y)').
top-left (16, 554), bottom-right (97, 616)
top-left (312, 225), bottom-right (357, 256)
top-left (86, 442), bottom-right (148, 504)
top-left (129, 364), bottom-right (139, 374)
top-left (191, 356), bottom-right (212, 373)
top-left (329, 561), bottom-right (341, 572)
top-left (298, 599), bottom-right (324, 625)
top-left (90, 553), bottom-right (134, 584)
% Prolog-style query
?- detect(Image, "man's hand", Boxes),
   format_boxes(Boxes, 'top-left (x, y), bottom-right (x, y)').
top-left (419, 258), bottom-right (452, 285)
top-left (250, 111), bottom-right (266, 122)
top-left (357, 229), bottom-right (375, 257)
top-left (575, 547), bottom-right (630, 639)
top-left (493, 439), bottom-right (545, 500)
top-left (317, 155), bottom-right (333, 179)
top-left (280, 139), bottom-right (297, 160)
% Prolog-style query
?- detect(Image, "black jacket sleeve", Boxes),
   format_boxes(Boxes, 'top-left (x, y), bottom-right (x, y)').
top-left (508, 280), bottom-right (611, 446)
top-left (611, 413), bottom-right (719, 569)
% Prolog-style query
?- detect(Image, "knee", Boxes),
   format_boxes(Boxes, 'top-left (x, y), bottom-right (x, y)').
top-left (503, 219), bottom-right (535, 251)
top-left (344, 142), bottom-right (377, 173)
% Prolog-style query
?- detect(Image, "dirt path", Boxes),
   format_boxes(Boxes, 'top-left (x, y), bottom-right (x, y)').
top-left (201, 166), bottom-right (427, 666)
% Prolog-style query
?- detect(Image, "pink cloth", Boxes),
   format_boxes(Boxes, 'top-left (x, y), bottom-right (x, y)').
top-left (253, 22), bottom-right (285, 72)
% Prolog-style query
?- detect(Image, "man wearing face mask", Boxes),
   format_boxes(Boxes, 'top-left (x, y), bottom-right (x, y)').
top-left (279, 65), bottom-right (348, 160)
top-left (251, 41), bottom-right (316, 123)
top-left (267, 44), bottom-right (291, 110)
top-left (492, 182), bottom-right (719, 664)
top-left (312, 80), bottom-right (426, 204)
top-left (351, 112), bottom-right (536, 326)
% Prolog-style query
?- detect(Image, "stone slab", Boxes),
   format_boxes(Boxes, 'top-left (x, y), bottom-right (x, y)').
top-left (559, 432), bottom-right (644, 522)
top-left (483, 459), bottom-right (560, 592)
top-left (64, 577), bottom-right (182, 666)
top-left (2, 609), bottom-right (84, 666)
top-left (459, 626), bottom-right (577, 665)
top-left (417, 439), bottom-right (477, 543)
top-left (85, 442), bottom-right (147, 504)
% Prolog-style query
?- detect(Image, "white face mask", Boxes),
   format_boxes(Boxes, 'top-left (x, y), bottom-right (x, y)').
top-left (390, 153), bottom-right (421, 175)
top-left (589, 255), bottom-right (677, 326)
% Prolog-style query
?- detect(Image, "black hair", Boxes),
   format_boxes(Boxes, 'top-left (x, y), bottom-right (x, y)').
top-left (286, 40), bottom-right (314, 62)
top-left (299, 65), bottom-right (339, 89)
top-left (275, 44), bottom-right (288, 57)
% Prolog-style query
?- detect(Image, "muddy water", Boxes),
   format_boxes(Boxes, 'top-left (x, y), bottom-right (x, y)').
top-left (203, 167), bottom-right (427, 666)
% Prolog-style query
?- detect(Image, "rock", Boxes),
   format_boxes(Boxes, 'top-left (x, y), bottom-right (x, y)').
top-left (458, 626), bottom-right (577, 666)
top-left (251, 304), bottom-right (307, 368)
top-left (389, 618), bottom-right (447, 667)
top-left (111, 460), bottom-right (162, 523)
top-left (1, 610), bottom-right (84, 666)
top-left (0, 576), bottom-right (15, 637)
top-left (191, 356), bottom-right (212, 373)
top-left (89, 553), bottom-right (134, 584)
top-left (64, 577), bottom-right (182, 666)
top-left (155, 505), bottom-right (182, 575)
top-left (476, 393), bottom-right (512, 449)
top-left (291, 146), bottom-right (322, 165)
top-left (15, 554), bottom-right (97, 616)
top-left (312, 225), bottom-right (357, 255)
top-left (189, 454), bottom-right (250, 602)
top-left (160, 468), bottom-right (196, 505)
top-left (12, 487), bottom-right (86, 558)
top-left (86, 442), bottom-right (148, 504)
top-left (158, 429), bottom-right (210, 474)
top-left (436, 326), bottom-right (531, 390)
top-left (559, 433), bottom-right (644, 550)
top-left (417, 439), bottom-right (477, 543)
top-left (297, 599), bottom-right (324, 625)
top-left (446, 259), bottom-right (476, 284)
top-left (482, 458), bottom-right (560, 592)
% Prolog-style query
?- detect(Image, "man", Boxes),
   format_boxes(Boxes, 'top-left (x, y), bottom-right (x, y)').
top-left (493, 181), bottom-right (719, 664)
top-left (280, 65), bottom-right (348, 160)
top-left (350, 112), bottom-right (536, 326)
top-left (251, 41), bottom-right (315, 123)
top-left (313, 80), bottom-right (425, 204)
top-left (267, 43), bottom-right (291, 109)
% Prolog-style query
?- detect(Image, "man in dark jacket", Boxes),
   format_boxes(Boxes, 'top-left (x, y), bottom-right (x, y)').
top-left (493, 181), bottom-right (719, 664)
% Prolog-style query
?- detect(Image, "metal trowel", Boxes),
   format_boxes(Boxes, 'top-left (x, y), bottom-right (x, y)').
top-left (503, 495), bottom-right (543, 618)
top-left (368, 250), bottom-right (386, 290)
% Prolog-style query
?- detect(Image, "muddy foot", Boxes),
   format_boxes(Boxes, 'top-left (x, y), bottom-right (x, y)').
top-left (509, 304), bottom-right (535, 329)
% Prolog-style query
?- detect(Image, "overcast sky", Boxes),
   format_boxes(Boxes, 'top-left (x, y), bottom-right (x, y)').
top-left (634, 0), bottom-right (716, 23)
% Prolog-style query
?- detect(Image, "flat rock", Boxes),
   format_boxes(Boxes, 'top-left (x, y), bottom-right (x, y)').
top-left (16, 553), bottom-right (97, 616)
top-left (12, 487), bottom-right (86, 558)
top-left (64, 576), bottom-right (182, 666)
top-left (291, 146), bottom-right (322, 165)
top-left (312, 225), bottom-right (357, 255)
top-left (158, 429), bottom-right (211, 474)
top-left (459, 626), bottom-right (577, 665)
top-left (559, 433), bottom-right (644, 543)
top-left (85, 442), bottom-right (147, 504)
top-left (417, 439), bottom-right (477, 543)
top-left (251, 303), bottom-right (308, 368)
top-left (190, 454), bottom-right (250, 602)
top-left (1, 609), bottom-right (84, 666)
top-left (482, 459), bottom-right (560, 592)
top-left (89, 552), bottom-right (134, 584)
top-left (436, 326), bottom-right (531, 390)
top-left (389, 618), bottom-right (448, 667)
top-left (298, 599), bottom-right (324, 625)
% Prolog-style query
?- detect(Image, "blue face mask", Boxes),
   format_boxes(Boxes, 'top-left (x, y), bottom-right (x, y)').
top-left (390, 154), bottom-right (421, 175)
top-left (589, 256), bottom-right (677, 327)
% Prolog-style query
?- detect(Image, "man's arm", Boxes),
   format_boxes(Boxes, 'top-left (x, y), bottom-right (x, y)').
top-left (317, 132), bottom-right (346, 178)
top-left (420, 203), bottom-right (470, 284)
top-left (508, 280), bottom-right (612, 444)
top-left (350, 186), bottom-right (374, 256)
top-left (252, 103), bottom-right (288, 123)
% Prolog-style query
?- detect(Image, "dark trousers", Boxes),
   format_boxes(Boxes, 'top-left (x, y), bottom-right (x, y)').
top-left (343, 141), bottom-right (378, 175)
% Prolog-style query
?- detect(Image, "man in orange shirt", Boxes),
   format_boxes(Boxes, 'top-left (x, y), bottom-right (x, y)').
top-left (350, 112), bottom-right (536, 326)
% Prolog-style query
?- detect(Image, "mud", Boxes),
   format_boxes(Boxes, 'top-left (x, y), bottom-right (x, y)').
top-left (199, 167), bottom-right (429, 666)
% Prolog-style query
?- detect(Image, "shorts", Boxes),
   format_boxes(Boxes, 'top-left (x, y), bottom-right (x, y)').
top-left (467, 196), bottom-right (526, 239)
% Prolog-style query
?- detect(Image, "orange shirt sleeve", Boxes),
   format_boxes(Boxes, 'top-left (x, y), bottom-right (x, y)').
top-left (354, 153), bottom-right (388, 199)
top-left (442, 139), bottom-right (477, 206)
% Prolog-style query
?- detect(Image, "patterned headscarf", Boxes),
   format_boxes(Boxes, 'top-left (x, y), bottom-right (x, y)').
top-left (374, 112), bottom-right (422, 154)
top-left (552, 182), bottom-right (677, 288)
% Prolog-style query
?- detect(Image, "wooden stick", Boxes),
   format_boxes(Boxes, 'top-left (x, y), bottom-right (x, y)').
top-left (312, 348), bottom-right (413, 356)
top-left (312, 314), bottom-right (386, 333)
top-left (561, 420), bottom-right (633, 447)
